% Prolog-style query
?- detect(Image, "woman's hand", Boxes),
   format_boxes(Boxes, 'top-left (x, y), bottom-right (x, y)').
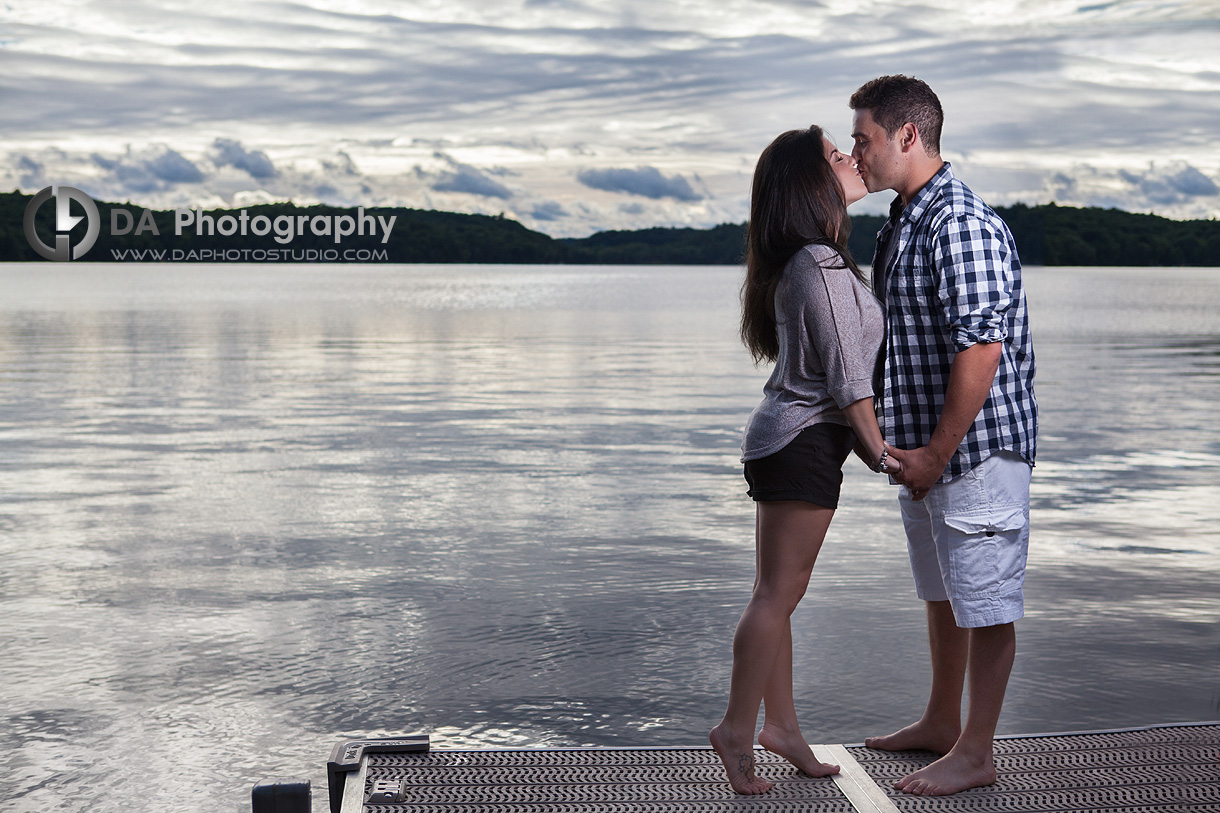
top-left (884, 445), bottom-right (946, 500)
top-left (881, 445), bottom-right (902, 475)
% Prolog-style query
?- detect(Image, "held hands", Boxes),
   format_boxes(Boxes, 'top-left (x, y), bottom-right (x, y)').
top-left (876, 443), bottom-right (902, 476)
top-left (882, 444), bottom-right (945, 501)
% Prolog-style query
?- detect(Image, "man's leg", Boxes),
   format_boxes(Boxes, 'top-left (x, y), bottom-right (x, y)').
top-left (864, 599), bottom-right (965, 755)
top-left (893, 453), bottom-right (1031, 793)
top-left (896, 621), bottom-right (1015, 795)
top-left (867, 486), bottom-right (966, 755)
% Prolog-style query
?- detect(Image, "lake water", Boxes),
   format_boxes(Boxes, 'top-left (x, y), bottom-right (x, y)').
top-left (1, 262), bottom-right (1217, 812)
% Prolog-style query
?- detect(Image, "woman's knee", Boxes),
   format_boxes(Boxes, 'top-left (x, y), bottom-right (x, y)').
top-left (751, 575), bottom-right (811, 616)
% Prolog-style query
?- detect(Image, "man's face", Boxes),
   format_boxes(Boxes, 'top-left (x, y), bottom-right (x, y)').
top-left (824, 136), bottom-right (867, 206)
top-left (851, 109), bottom-right (903, 194)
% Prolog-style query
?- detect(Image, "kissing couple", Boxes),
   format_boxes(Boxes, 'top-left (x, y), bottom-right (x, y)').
top-left (710, 74), bottom-right (1037, 798)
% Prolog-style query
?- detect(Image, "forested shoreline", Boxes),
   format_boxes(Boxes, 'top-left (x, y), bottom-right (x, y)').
top-left (3, 191), bottom-right (1218, 266)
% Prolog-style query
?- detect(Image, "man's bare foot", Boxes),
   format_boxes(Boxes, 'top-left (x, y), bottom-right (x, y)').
top-left (864, 719), bottom-right (960, 754)
top-left (709, 724), bottom-right (773, 795)
top-left (895, 748), bottom-right (996, 796)
top-left (758, 723), bottom-right (840, 778)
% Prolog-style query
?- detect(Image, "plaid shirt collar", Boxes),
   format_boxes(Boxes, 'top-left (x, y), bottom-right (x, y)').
top-left (894, 162), bottom-right (953, 232)
top-left (873, 162), bottom-right (953, 284)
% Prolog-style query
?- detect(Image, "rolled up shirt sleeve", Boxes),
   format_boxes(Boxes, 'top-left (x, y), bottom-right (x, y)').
top-left (933, 214), bottom-right (1013, 351)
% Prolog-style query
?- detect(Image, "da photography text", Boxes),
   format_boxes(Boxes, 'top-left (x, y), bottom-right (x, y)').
top-left (23, 185), bottom-right (400, 262)
top-left (115, 207), bottom-right (398, 245)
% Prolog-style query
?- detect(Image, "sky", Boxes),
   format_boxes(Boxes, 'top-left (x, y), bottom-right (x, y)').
top-left (4, 0), bottom-right (1219, 237)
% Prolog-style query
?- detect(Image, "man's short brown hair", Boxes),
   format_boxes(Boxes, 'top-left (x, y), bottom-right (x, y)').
top-left (850, 75), bottom-right (943, 156)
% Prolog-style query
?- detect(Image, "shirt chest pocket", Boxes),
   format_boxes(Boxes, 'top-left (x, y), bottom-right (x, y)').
top-left (889, 264), bottom-right (940, 314)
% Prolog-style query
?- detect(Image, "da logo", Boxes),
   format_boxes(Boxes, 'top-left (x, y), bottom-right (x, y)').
top-left (24, 186), bottom-right (101, 261)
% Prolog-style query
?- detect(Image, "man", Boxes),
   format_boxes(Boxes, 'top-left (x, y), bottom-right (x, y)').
top-left (849, 75), bottom-right (1037, 796)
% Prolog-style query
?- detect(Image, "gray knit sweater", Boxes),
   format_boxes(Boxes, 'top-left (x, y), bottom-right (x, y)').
top-left (741, 242), bottom-right (885, 462)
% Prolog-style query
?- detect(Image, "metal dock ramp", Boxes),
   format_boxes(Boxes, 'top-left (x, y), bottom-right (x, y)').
top-left (327, 722), bottom-right (1220, 812)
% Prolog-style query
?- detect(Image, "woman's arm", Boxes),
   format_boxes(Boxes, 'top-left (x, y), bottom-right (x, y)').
top-left (796, 249), bottom-right (898, 473)
top-left (842, 398), bottom-right (899, 473)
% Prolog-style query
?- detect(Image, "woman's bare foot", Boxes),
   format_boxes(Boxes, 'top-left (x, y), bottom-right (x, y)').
top-left (894, 748), bottom-right (996, 795)
top-left (864, 719), bottom-right (960, 754)
top-left (709, 724), bottom-right (773, 795)
top-left (758, 723), bottom-right (840, 778)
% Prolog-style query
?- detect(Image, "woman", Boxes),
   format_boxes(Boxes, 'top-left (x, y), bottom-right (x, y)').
top-left (709, 126), bottom-right (898, 794)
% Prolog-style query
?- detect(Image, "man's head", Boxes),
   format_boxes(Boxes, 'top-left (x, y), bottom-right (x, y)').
top-left (849, 75), bottom-right (944, 199)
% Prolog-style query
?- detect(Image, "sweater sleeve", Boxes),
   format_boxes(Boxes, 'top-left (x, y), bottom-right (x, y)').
top-left (799, 246), bottom-right (876, 409)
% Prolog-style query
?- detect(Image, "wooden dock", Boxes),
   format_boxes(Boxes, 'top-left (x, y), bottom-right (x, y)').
top-left (327, 721), bottom-right (1220, 812)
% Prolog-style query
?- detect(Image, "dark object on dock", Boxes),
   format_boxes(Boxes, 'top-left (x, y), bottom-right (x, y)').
top-left (328, 735), bottom-right (430, 813)
top-left (326, 721), bottom-right (1220, 812)
top-left (251, 778), bottom-right (311, 813)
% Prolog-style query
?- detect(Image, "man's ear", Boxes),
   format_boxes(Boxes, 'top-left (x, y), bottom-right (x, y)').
top-left (899, 122), bottom-right (920, 153)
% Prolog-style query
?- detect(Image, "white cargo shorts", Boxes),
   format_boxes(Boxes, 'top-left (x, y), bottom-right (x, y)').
top-left (899, 450), bottom-right (1032, 628)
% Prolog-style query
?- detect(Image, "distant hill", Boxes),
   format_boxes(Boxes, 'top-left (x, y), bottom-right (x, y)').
top-left (558, 223), bottom-right (747, 265)
top-left (3, 190), bottom-right (1218, 266)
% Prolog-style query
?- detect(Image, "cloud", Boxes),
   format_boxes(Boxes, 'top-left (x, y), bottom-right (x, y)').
top-left (321, 152), bottom-right (360, 176)
top-left (1119, 163), bottom-right (1219, 205)
top-left (431, 157), bottom-right (514, 199)
top-left (146, 149), bottom-right (204, 184)
top-left (1038, 160), bottom-right (1220, 219)
top-left (576, 166), bottom-right (701, 201)
top-left (211, 138), bottom-right (277, 179)
top-left (1167, 166), bottom-right (1219, 197)
top-left (82, 147), bottom-right (206, 194)
top-left (1050, 172), bottom-right (1076, 196)
top-left (15, 155), bottom-right (43, 187)
top-left (530, 201), bottom-right (568, 221)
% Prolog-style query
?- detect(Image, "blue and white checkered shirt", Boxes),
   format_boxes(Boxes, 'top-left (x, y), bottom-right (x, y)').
top-left (872, 163), bottom-right (1037, 483)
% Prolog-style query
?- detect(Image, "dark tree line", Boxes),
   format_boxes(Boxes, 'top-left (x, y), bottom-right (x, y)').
top-left (3, 190), bottom-right (1218, 266)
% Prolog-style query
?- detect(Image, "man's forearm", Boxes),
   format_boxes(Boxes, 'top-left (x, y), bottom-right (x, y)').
top-left (927, 341), bottom-right (1002, 466)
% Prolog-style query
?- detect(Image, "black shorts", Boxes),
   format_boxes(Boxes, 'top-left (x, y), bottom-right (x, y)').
top-left (743, 422), bottom-right (857, 509)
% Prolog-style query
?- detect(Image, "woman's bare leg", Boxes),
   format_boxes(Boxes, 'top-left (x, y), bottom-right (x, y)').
top-left (710, 500), bottom-right (837, 793)
top-left (758, 617), bottom-right (840, 776)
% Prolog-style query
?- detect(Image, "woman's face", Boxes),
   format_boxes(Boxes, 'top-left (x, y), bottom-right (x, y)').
top-left (823, 137), bottom-right (867, 206)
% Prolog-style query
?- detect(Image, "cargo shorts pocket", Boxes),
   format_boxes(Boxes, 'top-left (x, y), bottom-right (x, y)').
top-left (942, 505), bottom-right (1028, 599)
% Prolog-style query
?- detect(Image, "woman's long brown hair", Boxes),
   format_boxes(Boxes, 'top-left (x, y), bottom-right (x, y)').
top-left (740, 126), bottom-right (864, 364)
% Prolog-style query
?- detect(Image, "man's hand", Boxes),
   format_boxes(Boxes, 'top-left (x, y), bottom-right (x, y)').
top-left (885, 445), bottom-right (947, 500)
top-left (889, 341), bottom-right (1001, 500)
